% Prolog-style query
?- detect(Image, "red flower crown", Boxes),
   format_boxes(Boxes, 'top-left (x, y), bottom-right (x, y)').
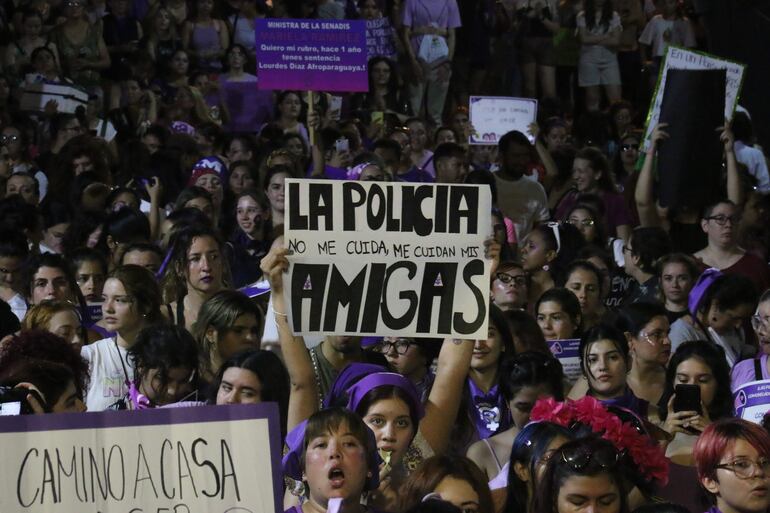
top-left (530, 396), bottom-right (669, 485)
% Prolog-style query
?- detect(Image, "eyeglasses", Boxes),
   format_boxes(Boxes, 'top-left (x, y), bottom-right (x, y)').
top-left (705, 214), bottom-right (741, 226)
top-left (545, 221), bottom-right (561, 253)
top-left (752, 314), bottom-right (770, 333)
top-left (561, 444), bottom-right (621, 471)
top-left (567, 218), bottom-right (595, 227)
top-left (375, 338), bottom-right (412, 355)
top-left (640, 329), bottom-right (669, 346)
top-left (621, 144), bottom-right (639, 152)
top-left (1, 134), bottom-right (20, 144)
top-left (496, 272), bottom-right (527, 287)
top-left (716, 458), bottom-right (770, 479)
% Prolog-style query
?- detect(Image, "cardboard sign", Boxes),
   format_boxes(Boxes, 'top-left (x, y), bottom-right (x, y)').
top-left (734, 380), bottom-right (770, 424)
top-left (642, 46), bottom-right (746, 152)
top-left (284, 179), bottom-right (492, 338)
top-left (548, 338), bottom-right (581, 384)
top-left (20, 82), bottom-right (89, 114)
top-left (469, 96), bottom-right (538, 145)
top-left (255, 19), bottom-right (368, 92)
top-left (0, 404), bottom-right (282, 513)
top-left (365, 18), bottom-right (397, 60)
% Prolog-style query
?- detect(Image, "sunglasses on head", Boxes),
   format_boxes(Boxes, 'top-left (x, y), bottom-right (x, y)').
top-left (560, 443), bottom-right (622, 471)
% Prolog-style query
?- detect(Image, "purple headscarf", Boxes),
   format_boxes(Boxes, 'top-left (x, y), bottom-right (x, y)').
top-left (688, 267), bottom-right (722, 317)
top-left (345, 372), bottom-right (425, 421)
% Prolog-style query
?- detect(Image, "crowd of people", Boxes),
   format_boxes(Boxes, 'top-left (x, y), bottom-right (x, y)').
top-left (1, 0), bottom-right (770, 512)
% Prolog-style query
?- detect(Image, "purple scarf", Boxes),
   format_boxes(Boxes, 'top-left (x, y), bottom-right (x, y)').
top-left (467, 378), bottom-right (511, 439)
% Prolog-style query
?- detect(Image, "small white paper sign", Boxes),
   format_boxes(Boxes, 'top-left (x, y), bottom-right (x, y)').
top-left (469, 96), bottom-right (538, 145)
top-left (642, 45), bottom-right (746, 152)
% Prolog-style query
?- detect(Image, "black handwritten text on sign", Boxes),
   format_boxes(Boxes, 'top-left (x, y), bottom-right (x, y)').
top-left (284, 180), bottom-right (492, 338)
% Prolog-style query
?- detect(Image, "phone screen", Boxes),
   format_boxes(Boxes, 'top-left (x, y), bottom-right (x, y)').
top-left (0, 401), bottom-right (22, 416)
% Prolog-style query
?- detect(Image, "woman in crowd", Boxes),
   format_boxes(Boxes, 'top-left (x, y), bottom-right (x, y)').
top-left (555, 148), bottom-right (634, 241)
top-left (576, 0), bottom-right (622, 112)
top-left (49, 0), bottom-right (110, 88)
top-left (264, 165), bottom-right (292, 229)
top-left (534, 436), bottom-right (629, 513)
top-left (373, 337), bottom-right (438, 402)
top-left (192, 289), bottom-right (262, 382)
top-left (504, 309), bottom-right (552, 354)
top-left (274, 91), bottom-right (308, 143)
top-left (618, 301), bottom-right (670, 406)
top-left (503, 422), bottom-right (575, 512)
top-left (228, 160), bottom-right (258, 195)
top-left (22, 300), bottom-right (85, 350)
top-left (575, 324), bottom-right (649, 417)
top-left (181, 0), bottom-right (229, 72)
top-left (670, 270), bottom-right (758, 365)
top-left (117, 324), bottom-right (199, 409)
top-left (491, 262), bottom-right (529, 312)
top-left (563, 259), bottom-right (610, 330)
top-left (97, 207), bottom-right (152, 270)
top-left (212, 349), bottom-right (290, 435)
top-left (161, 225), bottom-right (229, 333)
top-left (731, 289), bottom-right (770, 392)
top-left (229, 189), bottom-right (271, 287)
top-left (658, 341), bottom-right (733, 466)
top-left (69, 247), bottom-right (108, 304)
top-left (536, 287), bottom-right (583, 342)
top-left (282, 407), bottom-right (381, 513)
top-left (693, 418), bottom-right (770, 513)
top-left (566, 203), bottom-right (608, 248)
top-left (521, 223), bottom-right (584, 304)
top-left (22, 253), bottom-right (84, 309)
top-left (398, 455), bottom-right (494, 513)
top-left (0, 329), bottom-right (89, 413)
top-left (145, 7), bottom-right (182, 65)
top-left (467, 351), bottom-right (565, 480)
top-left (82, 265), bottom-right (163, 411)
top-left (657, 253), bottom-right (698, 324)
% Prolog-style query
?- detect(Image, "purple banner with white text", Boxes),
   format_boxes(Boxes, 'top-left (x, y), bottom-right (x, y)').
top-left (255, 19), bottom-right (368, 92)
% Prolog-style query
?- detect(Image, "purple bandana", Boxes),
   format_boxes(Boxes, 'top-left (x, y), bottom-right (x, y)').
top-left (688, 268), bottom-right (722, 317)
top-left (346, 372), bottom-right (425, 420)
top-left (467, 378), bottom-right (511, 439)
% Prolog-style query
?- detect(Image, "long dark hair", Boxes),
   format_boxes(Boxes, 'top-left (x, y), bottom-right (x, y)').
top-left (504, 422), bottom-right (574, 513)
top-left (583, 0), bottom-right (614, 32)
top-left (657, 340), bottom-right (733, 422)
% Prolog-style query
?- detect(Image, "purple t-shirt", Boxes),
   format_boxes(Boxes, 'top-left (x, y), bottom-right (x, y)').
top-left (554, 189), bottom-right (635, 237)
top-left (731, 354), bottom-right (769, 392)
top-left (397, 166), bottom-right (435, 183)
top-left (402, 0), bottom-right (462, 54)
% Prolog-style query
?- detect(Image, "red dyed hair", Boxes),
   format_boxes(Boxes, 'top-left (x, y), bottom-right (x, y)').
top-left (694, 418), bottom-right (770, 483)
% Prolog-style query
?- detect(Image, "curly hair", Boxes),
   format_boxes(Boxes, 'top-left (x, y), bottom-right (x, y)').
top-left (0, 329), bottom-right (89, 398)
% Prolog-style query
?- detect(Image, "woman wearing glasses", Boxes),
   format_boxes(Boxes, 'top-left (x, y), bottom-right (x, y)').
top-left (534, 436), bottom-right (629, 513)
top-left (731, 290), bottom-right (770, 393)
top-left (694, 418), bottom-right (770, 513)
top-left (491, 262), bottom-right (529, 312)
top-left (615, 302), bottom-right (671, 407)
top-left (566, 203), bottom-right (607, 248)
top-left (374, 337), bottom-right (438, 402)
top-left (694, 200), bottom-right (770, 293)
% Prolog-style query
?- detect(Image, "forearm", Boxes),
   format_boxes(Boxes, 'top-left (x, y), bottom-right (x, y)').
top-left (726, 149), bottom-right (743, 206)
top-left (446, 28), bottom-right (455, 59)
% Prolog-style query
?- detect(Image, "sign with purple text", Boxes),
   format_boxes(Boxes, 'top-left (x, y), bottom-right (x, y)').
top-left (548, 338), bottom-right (581, 384)
top-left (469, 96), bottom-right (538, 145)
top-left (0, 404), bottom-right (282, 513)
top-left (734, 380), bottom-right (770, 424)
top-left (256, 19), bottom-right (368, 92)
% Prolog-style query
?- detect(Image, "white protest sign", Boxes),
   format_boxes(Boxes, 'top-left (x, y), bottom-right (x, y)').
top-left (284, 179), bottom-right (492, 339)
top-left (642, 45), bottom-right (746, 151)
top-left (469, 96), bottom-right (538, 145)
top-left (0, 404), bottom-right (282, 513)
